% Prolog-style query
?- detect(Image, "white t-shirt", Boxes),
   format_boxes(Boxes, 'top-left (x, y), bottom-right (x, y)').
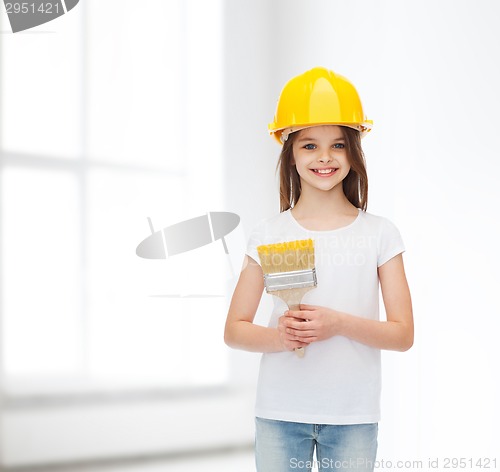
top-left (246, 209), bottom-right (405, 425)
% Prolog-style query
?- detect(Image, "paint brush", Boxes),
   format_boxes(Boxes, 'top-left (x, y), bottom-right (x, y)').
top-left (257, 239), bottom-right (317, 358)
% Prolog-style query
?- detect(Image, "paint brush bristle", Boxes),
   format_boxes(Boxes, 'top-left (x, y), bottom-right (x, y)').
top-left (257, 239), bottom-right (315, 275)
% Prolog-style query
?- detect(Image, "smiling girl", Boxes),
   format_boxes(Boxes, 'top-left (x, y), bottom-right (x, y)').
top-left (224, 67), bottom-right (413, 472)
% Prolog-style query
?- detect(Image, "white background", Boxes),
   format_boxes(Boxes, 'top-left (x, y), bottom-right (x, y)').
top-left (1, 0), bottom-right (499, 468)
top-left (226, 0), bottom-right (500, 466)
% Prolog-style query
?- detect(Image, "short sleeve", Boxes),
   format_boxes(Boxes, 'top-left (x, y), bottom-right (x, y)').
top-left (377, 218), bottom-right (405, 267)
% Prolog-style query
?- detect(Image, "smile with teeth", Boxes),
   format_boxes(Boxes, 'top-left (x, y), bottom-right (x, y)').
top-left (311, 168), bottom-right (338, 175)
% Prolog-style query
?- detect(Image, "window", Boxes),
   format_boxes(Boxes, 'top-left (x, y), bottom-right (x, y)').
top-left (0, 0), bottom-right (226, 394)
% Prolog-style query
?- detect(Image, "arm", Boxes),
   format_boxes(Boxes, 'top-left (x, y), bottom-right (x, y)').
top-left (224, 255), bottom-right (309, 353)
top-left (282, 254), bottom-right (414, 352)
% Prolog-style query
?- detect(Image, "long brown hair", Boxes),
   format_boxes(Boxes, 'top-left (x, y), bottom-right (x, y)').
top-left (276, 126), bottom-right (368, 212)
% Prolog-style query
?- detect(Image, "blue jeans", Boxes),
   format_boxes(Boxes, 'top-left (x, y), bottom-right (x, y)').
top-left (255, 417), bottom-right (378, 472)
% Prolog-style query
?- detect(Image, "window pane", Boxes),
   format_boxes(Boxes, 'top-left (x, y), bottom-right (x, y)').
top-left (0, 10), bottom-right (83, 158)
top-left (183, 0), bottom-right (224, 215)
top-left (85, 169), bottom-right (228, 386)
top-left (86, 0), bottom-right (183, 169)
top-left (0, 0), bottom-right (226, 391)
top-left (1, 168), bottom-right (81, 375)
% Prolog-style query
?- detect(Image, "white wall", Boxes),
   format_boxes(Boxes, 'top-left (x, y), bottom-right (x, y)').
top-left (223, 0), bottom-right (277, 387)
top-left (1, 0), bottom-right (499, 467)
top-left (226, 0), bottom-right (500, 465)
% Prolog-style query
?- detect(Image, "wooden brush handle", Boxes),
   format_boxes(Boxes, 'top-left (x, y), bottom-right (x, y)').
top-left (288, 303), bottom-right (305, 357)
top-left (280, 288), bottom-right (314, 310)
top-left (294, 347), bottom-right (305, 357)
top-left (277, 287), bottom-right (315, 358)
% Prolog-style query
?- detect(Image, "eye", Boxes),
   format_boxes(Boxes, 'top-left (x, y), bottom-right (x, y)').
top-left (332, 143), bottom-right (345, 149)
top-left (303, 143), bottom-right (316, 150)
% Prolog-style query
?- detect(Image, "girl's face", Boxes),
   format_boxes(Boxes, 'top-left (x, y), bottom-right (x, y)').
top-left (292, 125), bottom-right (350, 195)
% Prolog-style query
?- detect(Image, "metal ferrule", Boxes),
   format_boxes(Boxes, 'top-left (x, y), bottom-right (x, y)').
top-left (263, 268), bottom-right (317, 292)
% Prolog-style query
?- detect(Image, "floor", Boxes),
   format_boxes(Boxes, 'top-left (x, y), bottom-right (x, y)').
top-left (5, 449), bottom-right (256, 472)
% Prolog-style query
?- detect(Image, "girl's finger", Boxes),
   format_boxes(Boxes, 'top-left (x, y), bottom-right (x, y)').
top-left (287, 329), bottom-right (316, 338)
top-left (293, 335), bottom-right (316, 344)
top-left (286, 310), bottom-right (309, 320)
top-left (285, 319), bottom-right (310, 329)
top-left (299, 304), bottom-right (318, 310)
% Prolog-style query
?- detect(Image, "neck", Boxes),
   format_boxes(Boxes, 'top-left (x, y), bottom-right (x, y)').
top-left (292, 184), bottom-right (356, 219)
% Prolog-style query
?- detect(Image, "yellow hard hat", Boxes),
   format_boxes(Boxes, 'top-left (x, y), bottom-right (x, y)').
top-left (268, 67), bottom-right (373, 144)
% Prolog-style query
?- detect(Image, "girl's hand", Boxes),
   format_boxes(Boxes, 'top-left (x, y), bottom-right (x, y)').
top-left (277, 314), bottom-right (310, 351)
top-left (280, 304), bottom-right (343, 344)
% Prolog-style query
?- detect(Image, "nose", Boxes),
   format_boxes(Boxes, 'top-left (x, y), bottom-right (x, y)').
top-left (318, 148), bottom-right (333, 163)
